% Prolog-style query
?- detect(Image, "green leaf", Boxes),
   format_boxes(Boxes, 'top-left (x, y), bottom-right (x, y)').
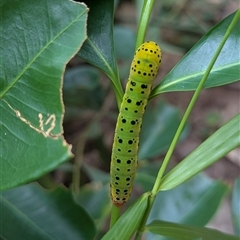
top-left (102, 193), bottom-right (149, 240)
top-left (146, 220), bottom-right (239, 240)
top-left (139, 101), bottom-right (188, 160)
top-left (145, 174), bottom-right (229, 240)
top-left (151, 11), bottom-right (240, 98)
top-left (75, 184), bottom-right (111, 221)
top-left (160, 114), bottom-right (240, 191)
top-left (180, 180), bottom-right (229, 226)
top-left (0, 0), bottom-right (88, 190)
top-left (78, 0), bottom-right (123, 106)
top-left (231, 177), bottom-right (240, 236)
top-left (0, 183), bottom-right (96, 240)
top-left (148, 174), bottom-right (228, 226)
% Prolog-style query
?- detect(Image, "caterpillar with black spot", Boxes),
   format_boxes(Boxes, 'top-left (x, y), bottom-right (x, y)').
top-left (110, 41), bottom-right (162, 207)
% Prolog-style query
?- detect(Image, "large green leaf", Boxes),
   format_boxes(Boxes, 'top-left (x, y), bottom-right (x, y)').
top-left (231, 177), bottom-right (240, 236)
top-left (146, 220), bottom-right (239, 240)
top-left (0, 183), bottom-right (96, 240)
top-left (78, 0), bottom-right (123, 106)
top-left (0, 0), bottom-right (88, 190)
top-left (159, 114), bottom-right (240, 191)
top-left (148, 174), bottom-right (228, 225)
top-left (150, 11), bottom-right (240, 98)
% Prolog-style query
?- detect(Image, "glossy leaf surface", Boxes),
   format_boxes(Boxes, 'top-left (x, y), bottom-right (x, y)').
top-left (151, 11), bottom-right (240, 98)
top-left (146, 220), bottom-right (239, 240)
top-left (0, 183), bottom-right (96, 240)
top-left (148, 174), bottom-right (228, 225)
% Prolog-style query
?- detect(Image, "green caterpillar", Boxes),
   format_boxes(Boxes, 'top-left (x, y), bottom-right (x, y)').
top-left (110, 41), bottom-right (162, 207)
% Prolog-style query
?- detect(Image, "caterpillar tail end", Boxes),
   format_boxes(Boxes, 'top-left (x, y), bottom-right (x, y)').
top-left (110, 183), bottom-right (134, 207)
top-left (111, 193), bottom-right (128, 208)
top-left (111, 196), bottom-right (126, 208)
top-left (113, 202), bottom-right (124, 208)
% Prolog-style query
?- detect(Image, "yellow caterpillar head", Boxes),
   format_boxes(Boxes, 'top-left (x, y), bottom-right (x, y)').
top-left (130, 41), bottom-right (162, 83)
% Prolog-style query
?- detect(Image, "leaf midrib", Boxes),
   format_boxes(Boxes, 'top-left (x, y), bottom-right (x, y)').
top-left (0, 196), bottom-right (55, 239)
top-left (157, 61), bottom-right (238, 92)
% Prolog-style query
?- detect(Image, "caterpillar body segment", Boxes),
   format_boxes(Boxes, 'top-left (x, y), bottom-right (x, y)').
top-left (110, 41), bottom-right (162, 207)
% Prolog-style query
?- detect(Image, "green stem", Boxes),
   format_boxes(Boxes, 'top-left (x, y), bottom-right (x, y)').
top-left (135, 0), bottom-right (156, 50)
top-left (136, 8), bottom-right (240, 237)
top-left (110, 205), bottom-right (120, 228)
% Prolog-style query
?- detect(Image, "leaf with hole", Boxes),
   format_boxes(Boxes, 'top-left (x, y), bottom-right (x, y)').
top-left (0, 0), bottom-right (88, 190)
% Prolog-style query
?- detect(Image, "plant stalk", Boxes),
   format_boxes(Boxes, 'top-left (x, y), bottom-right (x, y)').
top-left (135, 0), bottom-right (156, 50)
top-left (110, 205), bottom-right (121, 228)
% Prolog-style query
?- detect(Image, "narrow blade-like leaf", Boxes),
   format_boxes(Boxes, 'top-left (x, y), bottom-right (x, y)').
top-left (146, 220), bottom-right (239, 240)
top-left (160, 114), bottom-right (240, 191)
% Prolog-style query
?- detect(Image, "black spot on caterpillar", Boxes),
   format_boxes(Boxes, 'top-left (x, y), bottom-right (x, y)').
top-left (110, 41), bottom-right (162, 207)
